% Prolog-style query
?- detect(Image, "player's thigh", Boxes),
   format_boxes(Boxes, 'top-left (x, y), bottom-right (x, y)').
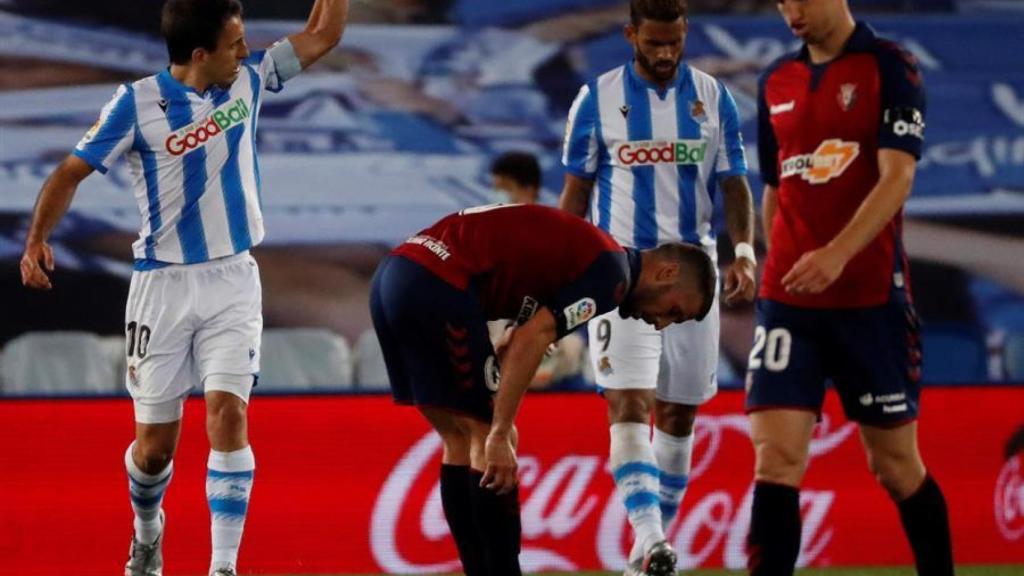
top-left (829, 294), bottom-right (922, 426)
top-left (125, 267), bottom-right (199, 423)
top-left (378, 257), bottom-right (497, 422)
top-left (587, 309), bottom-right (662, 390)
top-left (658, 293), bottom-right (720, 405)
top-left (370, 256), bottom-right (414, 402)
top-left (192, 253), bottom-right (262, 403)
top-left (744, 299), bottom-right (828, 416)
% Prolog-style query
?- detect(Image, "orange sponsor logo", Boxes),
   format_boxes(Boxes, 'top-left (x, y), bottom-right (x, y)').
top-left (780, 139), bottom-right (860, 184)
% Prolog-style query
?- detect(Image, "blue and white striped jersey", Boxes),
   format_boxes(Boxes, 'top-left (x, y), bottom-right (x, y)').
top-left (74, 47), bottom-right (296, 268)
top-left (562, 63), bottom-right (747, 252)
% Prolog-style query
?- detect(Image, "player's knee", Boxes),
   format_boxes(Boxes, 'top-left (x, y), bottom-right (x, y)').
top-left (135, 443), bottom-right (174, 475)
top-left (753, 441), bottom-right (807, 485)
top-left (606, 390), bottom-right (653, 423)
top-left (866, 450), bottom-right (924, 500)
top-left (655, 402), bottom-right (698, 436)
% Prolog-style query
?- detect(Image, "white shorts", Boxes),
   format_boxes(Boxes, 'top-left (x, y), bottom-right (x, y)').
top-left (587, 291), bottom-right (720, 405)
top-left (124, 252), bottom-right (262, 423)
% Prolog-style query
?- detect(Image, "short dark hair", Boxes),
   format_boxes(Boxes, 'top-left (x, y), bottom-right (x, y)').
top-left (161, 0), bottom-right (243, 65)
top-left (652, 242), bottom-right (715, 321)
top-left (490, 152), bottom-right (541, 190)
top-left (630, 0), bottom-right (688, 27)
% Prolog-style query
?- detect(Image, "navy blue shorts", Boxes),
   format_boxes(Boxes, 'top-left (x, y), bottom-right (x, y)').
top-left (745, 291), bottom-right (923, 426)
top-left (370, 255), bottom-right (498, 422)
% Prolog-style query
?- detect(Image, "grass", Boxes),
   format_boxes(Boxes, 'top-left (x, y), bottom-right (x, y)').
top-left (307, 568), bottom-right (1023, 576)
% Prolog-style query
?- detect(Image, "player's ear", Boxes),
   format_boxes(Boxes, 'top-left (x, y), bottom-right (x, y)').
top-left (654, 261), bottom-right (680, 283)
top-left (624, 23), bottom-right (637, 43)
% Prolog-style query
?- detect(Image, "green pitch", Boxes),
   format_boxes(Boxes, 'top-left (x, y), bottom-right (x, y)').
top-left (315, 567), bottom-right (1022, 576)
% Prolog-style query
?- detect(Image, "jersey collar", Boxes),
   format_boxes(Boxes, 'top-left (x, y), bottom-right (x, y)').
top-left (626, 59), bottom-right (690, 99)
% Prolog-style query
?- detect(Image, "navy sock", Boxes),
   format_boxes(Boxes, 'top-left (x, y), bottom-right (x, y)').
top-left (897, 475), bottom-right (954, 576)
top-left (747, 481), bottom-right (801, 576)
top-left (469, 469), bottom-right (522, 576)
top-left (440, 464), bottom-right (486, 576)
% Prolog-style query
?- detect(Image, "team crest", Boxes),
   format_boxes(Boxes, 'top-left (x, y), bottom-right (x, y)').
top-left (598, 356), bottom-right (614, 376)
top-left (838, 83), bottom-right (857, 112)
top-left (128, 365), bottom-right (139, 387)
top-left (690, 99), bottom-right (707, 122)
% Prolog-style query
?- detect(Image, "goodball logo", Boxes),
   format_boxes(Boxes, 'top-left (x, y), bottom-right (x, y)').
top-left (165, 98), bottom-right (250, 156)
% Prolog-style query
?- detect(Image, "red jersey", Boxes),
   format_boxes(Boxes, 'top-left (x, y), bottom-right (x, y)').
top-left (758, 22), bottom-right (926, 308)
top-left (392, 204), bottom-right (631, 336)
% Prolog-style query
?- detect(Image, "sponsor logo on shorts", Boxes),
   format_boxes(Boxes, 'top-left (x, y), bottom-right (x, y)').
top-left (861, 392), bottom-right (906, 408)
top-left (405, 235), bottom-right (452, 261)
top-left (165, 97), bottom-right (250, 156)
top-left (564, 298), bottom-right (597, 331)
top-left (614, 140), bottom-right (707, 167)
top-left (781, 139), bottom-right (860, 184)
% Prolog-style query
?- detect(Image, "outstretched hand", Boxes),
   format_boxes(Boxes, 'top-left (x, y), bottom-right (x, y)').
top-left (20, 242), bottom-right (55, 290)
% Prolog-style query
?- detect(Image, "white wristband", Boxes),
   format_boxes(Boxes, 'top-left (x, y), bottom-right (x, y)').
top-left (734, 242), bottom-right (756, 265)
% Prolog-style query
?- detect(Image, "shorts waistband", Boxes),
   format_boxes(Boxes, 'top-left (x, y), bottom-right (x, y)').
top-left (133, 250), bottom-right (252, 273)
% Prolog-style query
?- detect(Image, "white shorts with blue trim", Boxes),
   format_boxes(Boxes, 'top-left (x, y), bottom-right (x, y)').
top-left (124, 251), bottom-right (262, 423)
top-left (586, 291), bottom-right (719, 406)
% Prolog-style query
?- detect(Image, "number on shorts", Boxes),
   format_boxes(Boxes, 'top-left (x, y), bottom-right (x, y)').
top-left (126, 321), bottom-right (152, 359)
top-left (748, 326), bottom-right (792, 372)
top-left (596, 318), bottom-right (612, 352)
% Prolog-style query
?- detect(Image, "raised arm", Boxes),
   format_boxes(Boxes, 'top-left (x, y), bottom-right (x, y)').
top-left (21, 155), bottom-right (95, 290)
top-left (288, 0), bottom-right (349, 69)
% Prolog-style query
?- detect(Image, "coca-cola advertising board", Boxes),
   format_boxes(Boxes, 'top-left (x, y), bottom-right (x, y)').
top-left (1, 388), bottom-right (1022, 574)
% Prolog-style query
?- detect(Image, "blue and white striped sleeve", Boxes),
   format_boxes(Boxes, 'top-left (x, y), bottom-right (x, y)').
top-left (561, 83), bottom-right (600, 179)
top-left (73, 84), bottom-right (136, 174)
top-left (246, 39), bottom-right (301, 94)
top-left (715, 81), bottom-right (748, 178)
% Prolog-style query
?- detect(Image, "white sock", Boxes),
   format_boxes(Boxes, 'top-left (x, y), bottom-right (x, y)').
top-left (125, 442), bottom-right (172, 545)
top-left (653, 427), bottom-right (694, 531)
top-left (610, 422), bottom-right (664, 560)
top-left (207, 445), bottom-right (255, 573)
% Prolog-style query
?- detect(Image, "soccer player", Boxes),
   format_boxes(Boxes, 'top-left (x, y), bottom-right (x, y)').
top-left (19, 1), bottom-right (348, 575)
top-left (370, 203), bottom-right (716, 576)
top-left (490, 151), bottom-right (542, 205)
top-left (746, 1), bottom-right (953, 574)
top-left (559, 0), bottom-right (756, 573)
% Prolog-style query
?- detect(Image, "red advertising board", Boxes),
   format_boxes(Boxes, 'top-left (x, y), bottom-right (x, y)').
top-left (1, 388), bottom-right (1022, 575)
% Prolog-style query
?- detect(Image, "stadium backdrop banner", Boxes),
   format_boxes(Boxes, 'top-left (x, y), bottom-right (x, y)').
top-left (1, 389), bottom-right (1022, 574)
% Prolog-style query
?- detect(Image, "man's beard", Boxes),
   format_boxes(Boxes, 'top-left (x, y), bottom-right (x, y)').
top-left (635, 48), bottom-right (680, 83)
